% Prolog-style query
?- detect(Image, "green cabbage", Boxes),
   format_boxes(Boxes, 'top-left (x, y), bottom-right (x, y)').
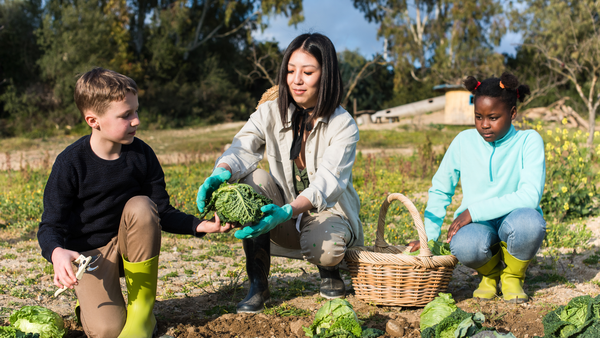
top-left (420, 293), bottom-right (458, 330)
top-left (201, 183), bottom-right (272, 225)
top-left (9, 306), bottom-right (66, 338)
top-left (304, 299), bottom-right (360, 337)
top-left (409, 240), bottom-right (452, 256)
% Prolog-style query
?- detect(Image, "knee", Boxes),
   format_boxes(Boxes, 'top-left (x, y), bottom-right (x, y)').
top-left (301, 238), bottom-right (346, 267)
top-left (450, 232), bottom-right (494, 269)
top-left (123, 196), bottom-right (160, 230)
top-left (82, 315), bottom-right (125, 338)
top-left (507, 208), bottom-right (546, 238)
top-left (239, 169), bottom-right (270, 185)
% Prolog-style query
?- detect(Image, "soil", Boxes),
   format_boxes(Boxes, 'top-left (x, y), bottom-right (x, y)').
top-left (2, 120), bottom-right (600, 337)
top-left (1, 216), bottom-right (600, 338)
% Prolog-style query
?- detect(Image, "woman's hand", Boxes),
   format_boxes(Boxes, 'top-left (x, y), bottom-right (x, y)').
top-left (51, 247), bottom-right (81, 289)
top-left (234, 204), bottom-right (293, 239)
top-left (197, 213), bottom-right (234, 233)
top-left (196, 166), bottom-right (232, 213)
top-left (446, 209), bottom-right (472, 243)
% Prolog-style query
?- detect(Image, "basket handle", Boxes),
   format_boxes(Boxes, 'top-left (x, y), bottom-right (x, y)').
top-left (374, 193), bottom-right (432, 257)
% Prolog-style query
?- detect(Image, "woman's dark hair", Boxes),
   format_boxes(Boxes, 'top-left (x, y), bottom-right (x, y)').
top-left (464, 72), bottom-right (531, 109)
top-left (277, 33), bottom-right (343, 127)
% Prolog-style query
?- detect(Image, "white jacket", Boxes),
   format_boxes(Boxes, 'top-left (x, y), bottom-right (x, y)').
top-left (216, 99), bottom-right (364, 247)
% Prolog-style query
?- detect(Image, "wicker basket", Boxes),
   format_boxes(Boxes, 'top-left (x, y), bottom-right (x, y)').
top-left (344, 193), bottom-right (458, 307)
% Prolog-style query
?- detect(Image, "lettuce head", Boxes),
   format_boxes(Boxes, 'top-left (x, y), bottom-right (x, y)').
top-left (303, 299), bottom-right (360, 337)
top-left (9, 306), bottom-right (66, 338)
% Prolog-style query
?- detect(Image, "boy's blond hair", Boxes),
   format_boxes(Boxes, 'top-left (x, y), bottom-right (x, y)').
top-left (74, 67), bottom-right (138, 117)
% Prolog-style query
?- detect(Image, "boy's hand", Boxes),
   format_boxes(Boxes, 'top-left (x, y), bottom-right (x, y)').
top-left (197, 213), bottom-right (234, 233)
top-left (51, 247), bottom-right (81, 289)
top-left (446, 209), bottom-right (472, 243)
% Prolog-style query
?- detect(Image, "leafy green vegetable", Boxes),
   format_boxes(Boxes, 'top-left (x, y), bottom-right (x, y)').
top-left (360, 328), bottom-right (386, 338)
top-left (303, 299), bottom-right (360, 337)
top-left (471, 331), bottom-right (516, 338)
top-left (9, 306), bottom-right (66, 338)
top-left (409, 240), bottom-right (452, 256)
top-left (420, 293), bottom-right (458, 330)
top-left (0, 327), bottom-right (17, 338)
top-left (200, 183), bottom-right (272, 225)
top-left (540, 294), bottom-right (600, 338)
top-left (314, 328), bottom-right (356, 338)
top-left (421, 309), bottom-right (491, 338)
top-left (329, 314), bottom-right (362, 337)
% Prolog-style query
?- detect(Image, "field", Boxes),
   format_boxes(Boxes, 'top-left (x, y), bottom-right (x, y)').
top-left (0, 120), bottom-right (599, 337)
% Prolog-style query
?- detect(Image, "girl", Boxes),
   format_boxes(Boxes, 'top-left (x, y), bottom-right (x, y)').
top-left (412, 72), bottom-right (546, 303)
top-left (196, 33), bottom-right (362, 313)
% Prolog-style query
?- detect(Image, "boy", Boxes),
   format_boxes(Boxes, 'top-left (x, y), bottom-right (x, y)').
top-left (37, 67), bottom-right (231, 337)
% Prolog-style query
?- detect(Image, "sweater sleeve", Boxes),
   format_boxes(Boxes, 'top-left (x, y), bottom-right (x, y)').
top-left (424, 135), bottom-right (462, 241)
top-left (468, 132), bottom-right (546, 222)
top-left (37, 157), bottom-right (77, 263)
top-left (143, 146), bottom-right (204, 237)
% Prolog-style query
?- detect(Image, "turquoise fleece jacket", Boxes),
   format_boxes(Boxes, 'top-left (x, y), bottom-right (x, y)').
top-left (424, 125), bottom-right (546, 241)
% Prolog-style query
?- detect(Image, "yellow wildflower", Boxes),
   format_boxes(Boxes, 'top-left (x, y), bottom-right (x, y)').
top-left (564, 202), bottom-right (569, 211)
top-left (590, 192), bottom-right (594, 197)
top-left (595, 131), bottom-right (600, 137)
top-left (547, 130), bottom-right (552, 136)
top-left (555, 136), bottom-right (561, 142)
top-left (579, 157), bottom-right (583, 162)
top-left (563, 128), bottom-right (569, 135)
top-left (562, 186), bottom-right (568, 193)
top-left (582, 177), bottom-right (588, 184)
top-left (562, 118), bottom-right (568, 125)
top-left (556, 127), bottom-right (561, 133)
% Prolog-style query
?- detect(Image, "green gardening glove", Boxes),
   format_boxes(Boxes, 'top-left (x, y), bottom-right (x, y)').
top-left (234, 204), bottom-right (293, 239)
top-left (196, 167), bottom-right (232, 213)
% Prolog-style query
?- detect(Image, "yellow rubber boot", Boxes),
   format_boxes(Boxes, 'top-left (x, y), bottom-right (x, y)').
top-left (472, 247), bottom-right (502, 300)
top-left (118, 255), bottom-right (159, 338)
top-left (500, 242), bottom-right (530, 303)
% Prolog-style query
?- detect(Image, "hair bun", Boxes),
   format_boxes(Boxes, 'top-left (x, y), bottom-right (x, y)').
top-left (500, 72), bottom-right (519, 90)
top-left (464, 76), bottom-right (480, 92)
top-left (516, 84), bottom-right (531, 102)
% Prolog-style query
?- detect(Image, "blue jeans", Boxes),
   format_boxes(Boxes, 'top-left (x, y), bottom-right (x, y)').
top-left (450, 208), bottom-right (546, 269)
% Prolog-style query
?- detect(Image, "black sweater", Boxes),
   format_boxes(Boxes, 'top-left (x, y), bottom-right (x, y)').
top-left (37, 135), bottom-right (203, 262)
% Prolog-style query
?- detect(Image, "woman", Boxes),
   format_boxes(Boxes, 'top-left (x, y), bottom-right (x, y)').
top-left (196, 33), bottom-right (363, 313)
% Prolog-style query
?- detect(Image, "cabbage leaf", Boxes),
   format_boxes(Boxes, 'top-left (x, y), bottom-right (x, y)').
top-left (9, 306), bottom-right (66, 338)
top-left (201, 183), bottom-right (272, 225)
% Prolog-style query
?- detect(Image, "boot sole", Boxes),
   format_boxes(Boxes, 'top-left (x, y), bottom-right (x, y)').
top-left (320, 292), bottom-right (345, 300)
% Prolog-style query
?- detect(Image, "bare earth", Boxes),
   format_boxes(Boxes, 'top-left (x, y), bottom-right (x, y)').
top-left (0, 215), bottom-right (599, 337)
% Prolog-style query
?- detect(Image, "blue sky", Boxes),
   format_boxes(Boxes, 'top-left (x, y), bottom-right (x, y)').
top-left (252, 0), bottom-right (522, 59)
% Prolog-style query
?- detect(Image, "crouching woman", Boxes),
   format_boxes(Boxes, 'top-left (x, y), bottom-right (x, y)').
top-left (195, 33), bottom-right (363, 313)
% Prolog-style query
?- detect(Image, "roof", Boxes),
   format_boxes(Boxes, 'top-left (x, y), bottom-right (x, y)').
top-left (433, 84), bottom-right (466, 92)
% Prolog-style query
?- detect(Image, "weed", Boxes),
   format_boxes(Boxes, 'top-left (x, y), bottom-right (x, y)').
top-left (160, 271), bottom-right (179, 281)
top-left (184, 269), bottom-right (194, 276)
top-left (205, 304), bottom-right (237, 316)
top-left (271, 279), bottom-right (316, 300)
top-left (528, 273), bottom-right (568, 284)
top-left (264, 303), bottom-right (311, 317)
top-left (3, 253), bottom-right (16, 260)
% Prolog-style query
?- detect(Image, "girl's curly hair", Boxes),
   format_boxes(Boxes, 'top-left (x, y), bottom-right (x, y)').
top-left (464, 72), bottom-right (531, 108)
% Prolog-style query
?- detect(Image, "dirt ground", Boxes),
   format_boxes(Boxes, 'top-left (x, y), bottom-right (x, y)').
top-left (1, 216), bottom-right (600, 337)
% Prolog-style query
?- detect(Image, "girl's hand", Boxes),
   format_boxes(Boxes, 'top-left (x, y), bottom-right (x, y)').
top-left (446, 209), bottom-right (472, 243)
top-left (51, 248), bottom-right (80, 289)
top-left (197, 213), bottom-right (234, 233)
top-left (408, 240), bottom-right (420, 252)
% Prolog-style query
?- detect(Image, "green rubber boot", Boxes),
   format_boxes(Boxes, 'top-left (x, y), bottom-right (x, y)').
top-left (500, 242), bottom-right (530, 303)
top-left (472, 245), bottom-right (502, 300)
top-left (118, 255), bottom-right (159, 338)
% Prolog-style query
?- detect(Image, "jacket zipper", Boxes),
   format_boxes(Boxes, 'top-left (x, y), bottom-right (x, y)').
top-left (489, 143), bottom-right (496, 182)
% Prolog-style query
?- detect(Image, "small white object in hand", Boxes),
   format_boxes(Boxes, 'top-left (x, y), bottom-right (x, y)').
top-left (53, 254), bottom-right (94, 297)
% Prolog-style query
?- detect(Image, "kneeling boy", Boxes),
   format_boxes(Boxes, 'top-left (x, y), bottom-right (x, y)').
top-left (37, 67), bottom-right (231, 337)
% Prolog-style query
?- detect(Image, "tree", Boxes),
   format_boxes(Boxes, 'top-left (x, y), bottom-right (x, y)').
top-left (512, 0), bottom-right (600, 146)
top-left (353, 0), bottom-right (506, 86)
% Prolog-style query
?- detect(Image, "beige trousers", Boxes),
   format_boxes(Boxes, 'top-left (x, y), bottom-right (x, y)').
top-left (240, 169), bottom-right (352, 267)
top-left (73, 196), bottom-right (161, 338)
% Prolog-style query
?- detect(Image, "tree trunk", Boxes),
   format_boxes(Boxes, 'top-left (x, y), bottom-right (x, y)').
top-left (587, 106), bottom-right (596, 146)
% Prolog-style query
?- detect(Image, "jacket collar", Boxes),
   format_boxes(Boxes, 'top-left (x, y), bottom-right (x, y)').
top-left (490, 124), bottom-right (516, 146)
top-left (280, 103), bottom-right (330, 131)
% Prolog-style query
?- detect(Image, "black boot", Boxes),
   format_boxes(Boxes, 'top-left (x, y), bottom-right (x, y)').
top-left (318, 265), bottom-right (346, 299)
top-left (236, 233), bottom-right (270, 313)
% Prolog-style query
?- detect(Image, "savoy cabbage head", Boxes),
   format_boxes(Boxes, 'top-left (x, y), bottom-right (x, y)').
top-left (201, 183), bottom-right (272, 225)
